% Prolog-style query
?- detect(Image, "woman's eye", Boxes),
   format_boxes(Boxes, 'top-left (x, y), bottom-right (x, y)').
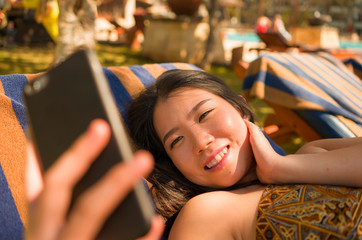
top-left (170, 136), bottom-right (183, 149)
top-left (199, 109), bottom-right (214, 122)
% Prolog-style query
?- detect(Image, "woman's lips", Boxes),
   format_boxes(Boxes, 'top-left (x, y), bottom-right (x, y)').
top-left (204, 146), bottom-right (229, 170)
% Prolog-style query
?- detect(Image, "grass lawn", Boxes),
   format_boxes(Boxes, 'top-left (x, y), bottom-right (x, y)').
top-left (0, 43), bottom-right (304, 153)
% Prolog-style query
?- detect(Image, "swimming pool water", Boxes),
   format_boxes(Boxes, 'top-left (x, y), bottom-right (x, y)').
top-left (226, 32), bottom-right (362, 49)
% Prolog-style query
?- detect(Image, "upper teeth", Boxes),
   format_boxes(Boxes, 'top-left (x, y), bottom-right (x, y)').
top-left (206, 147), bottom-right (228, 169)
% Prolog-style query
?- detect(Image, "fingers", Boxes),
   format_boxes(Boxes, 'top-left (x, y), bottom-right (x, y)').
top-left (25, 142), bottom-right (44, 203)
top-left (245, 120), bottom-right (279, 157)
top-left (61, 151), bottom-right (155, 239)
top-left (244, 120), bottom-right (284, 184)
top-left (244, 120), bottom-right (269, 148)
top-left (27, 119), bottom-right (159, 240)
top-left (137, 215), bottom-right (165, 240)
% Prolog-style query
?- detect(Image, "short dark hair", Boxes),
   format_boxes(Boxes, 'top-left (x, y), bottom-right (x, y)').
top-left (127, 70), bottom-right (255, 224)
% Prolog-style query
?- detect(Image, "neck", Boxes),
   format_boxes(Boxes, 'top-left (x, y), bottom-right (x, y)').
top-left (236, 159), bottom-right (259, 186)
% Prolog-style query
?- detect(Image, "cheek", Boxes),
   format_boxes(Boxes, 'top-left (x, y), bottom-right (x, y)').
top-left (214, 112), bottom-right (246, 138)
top-left (167, 149), bottom-right (190, 173)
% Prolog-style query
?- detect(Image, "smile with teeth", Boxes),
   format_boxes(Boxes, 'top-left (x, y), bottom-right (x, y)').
top-left (206, 147), bottom-right (228, 169)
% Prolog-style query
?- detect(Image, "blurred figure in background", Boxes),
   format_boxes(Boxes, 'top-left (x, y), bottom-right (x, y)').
top-left (255, 15), bottom-right (271, 33)
top-left (272, 14), bottom-right (291, 41)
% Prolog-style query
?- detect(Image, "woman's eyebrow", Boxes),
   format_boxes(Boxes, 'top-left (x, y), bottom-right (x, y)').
top-left (163, 127), bottom-right (178, 144)
top-left (162, 99), bottom-right (211, 144)
top-left (186, 99), bottom-right (211, 120)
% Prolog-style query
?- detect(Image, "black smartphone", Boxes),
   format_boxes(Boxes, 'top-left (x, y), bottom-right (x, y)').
top-left (23, 49), bottom-right (154, 240)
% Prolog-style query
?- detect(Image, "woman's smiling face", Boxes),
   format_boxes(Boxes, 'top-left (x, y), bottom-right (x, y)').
top-left (153, 87), bottom-right (255, 188)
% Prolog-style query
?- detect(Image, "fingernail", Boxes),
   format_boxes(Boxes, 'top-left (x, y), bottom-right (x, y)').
top-left (88, 119), bottom-right (108, 138)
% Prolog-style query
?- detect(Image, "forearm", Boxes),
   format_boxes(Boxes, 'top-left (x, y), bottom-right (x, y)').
top-left (279, 143), bottom-right (362, 187)
top-left (245, 120), bottom-right (362, 187)
top-left (295, 137), bottom-right (362, 154)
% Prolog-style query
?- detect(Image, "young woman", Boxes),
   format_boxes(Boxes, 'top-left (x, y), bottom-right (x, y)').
top-left (26, 70), bottom-right (361, 239)
top-left (127, 69), bottom-right (362, 239)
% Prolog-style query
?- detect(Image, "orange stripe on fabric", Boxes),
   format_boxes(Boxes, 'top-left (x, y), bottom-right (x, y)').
top-left (269, 54), bottom-right (335, 100)
top-left (0, 81), bottom-right (28, 228)
top-left (142, 64), bottom-right (168, 79)
top-left (172, 63), bottom-right (200, 71)
top-left (306, 55), bottom-right (362, 110)
top-left (108, 66), bottom-right (146, 99)
top-left (245, 81), bottom-right (325, 111)
top-left (244, 57), bottom-right (264, 76)
top-left (317, 54), bottom-right (362, 91)
top-left (143, 63), bottom-right (201, 79)
top-left (315, 57), bottom-right (362, 114)
top-left (336, 115), bottom-right (362, 136)
top-left (279, 54), bottom-right (357, 107)
top-left (261, 55), bottom-right (337, 106)
top-left (25, 72), bottom-right (44, 83)
top-left (268, 54), bottom-right (362, 113)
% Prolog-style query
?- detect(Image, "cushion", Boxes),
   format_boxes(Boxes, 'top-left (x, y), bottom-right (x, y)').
top-left (243, 52), bottom-right (362, 138)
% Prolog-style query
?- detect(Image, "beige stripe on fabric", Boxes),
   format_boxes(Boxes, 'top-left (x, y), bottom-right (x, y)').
top-left (268, 54), bottom-right (338, 105)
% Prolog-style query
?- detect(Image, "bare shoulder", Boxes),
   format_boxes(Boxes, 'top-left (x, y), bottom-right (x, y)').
top-left (168, 185), bottom-right (265, 240)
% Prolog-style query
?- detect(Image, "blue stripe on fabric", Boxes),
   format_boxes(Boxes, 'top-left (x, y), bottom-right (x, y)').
top-left (102, 68), bottom-right (133, 126)
top-left (284, 54), bottom-right (362, 115)
top-left (0, 74), bottom-right (28, 133)
top-left (158, 63), bottom-right (179, 70)
top-left (242, 70), bottom-right (267, 90)
top-left (267, 54), bottom-right (362, 117)
top-left (298, 53), bottom-right (361, 93)
top-left (319, 53), bottom-right (362, 85)
top-left (279, 54), bottom-right (361, 113)
top-left (270, 54), bottom-right (356, 99)
top-left (128, 65), bottom-right (157, 88)
top-left (344, 58), bottom-right (362, 71)
top-left (244, 71), bottom-right (362, 124)
top-left (296, 110), bottom-right (358, 138)
top-left (159, 63), bottom-right (201, 71)
top-left (0, 164), bottom-right (24, 240)
top-left (307, 54), bottom-right (361, 93)
top-left (264, 132), bottom-right (285, 156)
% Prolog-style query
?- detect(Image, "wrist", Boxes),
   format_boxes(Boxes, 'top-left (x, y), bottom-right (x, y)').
top-left (271, 155), bottom-right (295, 184)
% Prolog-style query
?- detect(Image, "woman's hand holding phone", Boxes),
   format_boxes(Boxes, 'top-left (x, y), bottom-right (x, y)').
top-left (25, 119), bottom-right (164, 240)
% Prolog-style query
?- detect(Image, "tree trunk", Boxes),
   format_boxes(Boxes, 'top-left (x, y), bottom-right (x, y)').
top-left (290, 0), bottom-right (299, 28)
top-left (199, 0), bottom-right (218, 70)
top-left (257, 0), bottom-right (266, 17)
top-left (53, 0), bottom-right (97, 64)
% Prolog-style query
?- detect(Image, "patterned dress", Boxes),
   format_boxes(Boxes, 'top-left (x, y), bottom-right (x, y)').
top-left (256, 185), bottom-right (362, 239)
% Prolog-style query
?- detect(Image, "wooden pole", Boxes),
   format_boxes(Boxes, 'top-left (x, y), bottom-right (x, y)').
top-left (258, 0), bottom-right (266, 17)
top-left (289, 0), bottom-right (299, 28)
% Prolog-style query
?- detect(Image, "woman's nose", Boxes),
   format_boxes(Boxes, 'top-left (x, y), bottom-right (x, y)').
top-left (192, 129), bottom-right (215, 154)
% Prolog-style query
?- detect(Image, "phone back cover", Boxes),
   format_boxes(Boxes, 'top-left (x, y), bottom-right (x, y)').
top-left (24, 50), bottom-right (154, 240)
